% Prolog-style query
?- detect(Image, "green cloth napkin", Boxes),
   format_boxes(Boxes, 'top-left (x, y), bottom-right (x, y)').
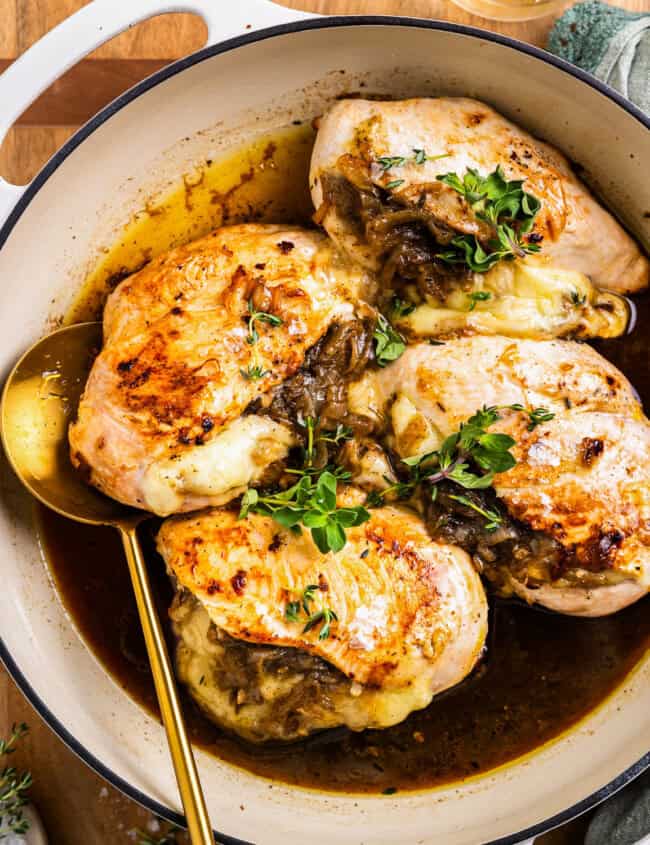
top-left (548, 0), bottom-right (650, 114)
top-left (585, 769), bottom-right (650, 845)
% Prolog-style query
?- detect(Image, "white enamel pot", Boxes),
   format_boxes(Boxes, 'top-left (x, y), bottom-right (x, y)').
top-left (0, 2), bottom-right (648, 844)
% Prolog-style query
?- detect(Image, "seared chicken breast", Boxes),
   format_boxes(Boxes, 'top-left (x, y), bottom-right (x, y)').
top-left (350, 338), bottom-right (650, 616)
top-left (158, 488), bottom-right (487, 742)
top-left (310, 98), bottom-right (644, 339)
top-left (69, 224), bottom-right (374, 515)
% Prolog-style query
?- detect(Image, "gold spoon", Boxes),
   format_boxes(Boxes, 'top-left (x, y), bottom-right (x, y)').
top-left (1, 322), bottom-right (215, 845)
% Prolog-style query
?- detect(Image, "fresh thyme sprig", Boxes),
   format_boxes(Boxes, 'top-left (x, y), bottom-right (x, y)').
top-left (467, 290), bottom-right (492, 311)
top-left (285, 583), bottom-right (319, 622)
top-left (239, 469), bottom-right (370, 554)
top-left (365, 478), bottom-right (417, 507)
top-left (376, 149), bottom-right (450, 172)
top-left (367, 404), bottom-right (519, 511)
top-left (320, 424), bottom-right (353, 447)
top-left (365, 403), bottom-right (555, 528)
top-left (300, 419), bottom-right (352, 468)
top-left (507, 404), bottom-right (556, 431)
top-left (284, 585), bottom-right (338, 640)
top-left (303, 416), bottom-right (317, 467)
top-left (414, 148), bottom-right (449, 165)
top-left (402, 406), bottom-right (517, 492)
top-left (303, 608), bottom-right (338, 640)
top-left (376, 149), bottom-right (451, 191)
top-left (373, 314), bottom-right (406, 367)
top-left (240, 364), bottom-right (269, 381)
top-left (245, 298), bottom-right (283, 345)
top-left (0, 723), bottom-right (32, 840)
top-left (0, 726), bottom-right (27, 758)
top-left (447, 493), bottom-right (502, 532)
top-left (391, 297), bottom-right (416, 318)
top-left (570, 289), bottom-right (587, 307)
top-left (377, 155), bottom-right (408, 172)
top-left (435, 166), bottom-right (542, 272)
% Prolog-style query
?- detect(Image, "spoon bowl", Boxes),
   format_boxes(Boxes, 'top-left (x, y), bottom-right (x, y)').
top-left (1, 322), bottom-right (215, 845)
top-left (1, 322), bottom-right (136, 525)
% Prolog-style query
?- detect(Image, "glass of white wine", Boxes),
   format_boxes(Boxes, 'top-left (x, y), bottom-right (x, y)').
top-left (450, 0), bottom-right (568, 22)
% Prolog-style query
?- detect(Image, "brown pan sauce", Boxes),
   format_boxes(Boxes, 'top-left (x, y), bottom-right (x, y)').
top-left (38, 124), bottom-right (650, 795)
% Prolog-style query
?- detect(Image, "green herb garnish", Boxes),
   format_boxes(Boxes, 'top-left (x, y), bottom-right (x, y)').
top-left (303, 607), bottom-right (339, 640)
top-left (373, 314), bottom-right (406, 367)
top-left (448, 493), bottom-right (502, 532)
top-left (284, 585), bottom-right (338, 640)
top-left (240, 364), bottom-right (270, 381)
top-left (467, 290), bottom-right (492, 311)
top-left (385, 178), bottom-right (405, 190)
top-left (570, 289), bottom-right (587, 307)
top-left (395, 407), bottom-right (517, 529)
top-left (365, 477), bottom-right (418, 507)
top-left (377, 155), bottom-right (407, 172)
top-left (301, 584), bottom-right (319, 614)
top-left (301, 419), bottom-right (352, 467)
top-left (377, 150), bottom-right (450, 171)
top-left (0, 723), bottom-right (32, 839)
top-left (415, 149), bottom-right (450, 165)
top-left (320, 424), bottom-right (353, 447)
top-left (239, 469), bottom-right (370, 554)
top-left (246, 298), bottom-right (283, 345)
top-left (367, 407), bottom-right (517, 516)
top-left (435, 166), bottom-right (542, 272)
top-left (303, 416), bottom-right (317, 466)
top-left (404, 406), bottom-right (516, 485)
top-left (507, 404), bottom-right (555, 431)
top-left (391, 297), bottom-right (416, 318)
top-left (368, 404), bottom-right (554, 530)
top-left (285, 600), bottom-right (302, 623)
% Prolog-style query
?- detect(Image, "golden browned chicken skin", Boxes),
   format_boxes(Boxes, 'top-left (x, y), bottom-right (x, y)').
top-left (311, 97), bottom-right (648, 293)
top-left (158, 488), bottom-right (488, 742)
top-left (350, 337), bottom-right (650, 616)
top-left (69, 224), bottom-right (375, 515)
top-left (310, 98), bottom-right (644, 341)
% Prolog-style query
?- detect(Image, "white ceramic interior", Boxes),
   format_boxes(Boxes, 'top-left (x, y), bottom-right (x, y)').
top-left (0, 3), bottom-right (648, 844)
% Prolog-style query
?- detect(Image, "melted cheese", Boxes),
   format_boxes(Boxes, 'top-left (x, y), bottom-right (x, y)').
top-left (142, 416), bottom-right (294, 515)
top-left (173, 594), bottom-right (442, 743)
top-left (400, 259), bottom-right (629, 340)
top-left (390, 393), bottom-right (443, 457)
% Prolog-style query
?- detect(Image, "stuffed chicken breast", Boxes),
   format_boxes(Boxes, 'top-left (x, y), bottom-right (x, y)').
top-left (69, 224), bottom-right (375, 515)
top-left (349, 338), bottom-right (650, 616)
top-left (311, 98), bottom-right (643, 339)
top-left (158, 488), bottom-right (487, 742)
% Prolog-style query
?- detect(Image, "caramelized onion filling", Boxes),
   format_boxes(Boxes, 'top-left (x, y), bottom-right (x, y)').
top-left (320, 170), bottom-right (470, 303)
top-left (424, 483), bottom-right (628, 592)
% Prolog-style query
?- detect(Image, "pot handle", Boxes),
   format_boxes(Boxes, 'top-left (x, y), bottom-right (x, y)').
top-left (0, 0), bottom-right (318, 228)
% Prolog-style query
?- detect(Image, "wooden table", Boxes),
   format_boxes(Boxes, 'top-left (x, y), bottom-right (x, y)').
top-left (0, 1), bottom-right (646, 842)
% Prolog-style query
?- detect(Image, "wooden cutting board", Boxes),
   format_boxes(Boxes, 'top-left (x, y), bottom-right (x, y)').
top-left (0, 1), bottom-right (646, 842)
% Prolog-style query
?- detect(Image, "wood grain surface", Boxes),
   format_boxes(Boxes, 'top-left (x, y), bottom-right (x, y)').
top-left (0, 1), bottom-right (646, 843)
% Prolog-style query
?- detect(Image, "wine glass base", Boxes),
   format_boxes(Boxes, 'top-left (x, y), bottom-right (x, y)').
top-left (449, 0), bottom-right (566, 22)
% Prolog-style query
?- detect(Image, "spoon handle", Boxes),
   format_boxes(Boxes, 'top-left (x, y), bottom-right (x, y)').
top-left (118, 523), bottom-right (215, 845)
